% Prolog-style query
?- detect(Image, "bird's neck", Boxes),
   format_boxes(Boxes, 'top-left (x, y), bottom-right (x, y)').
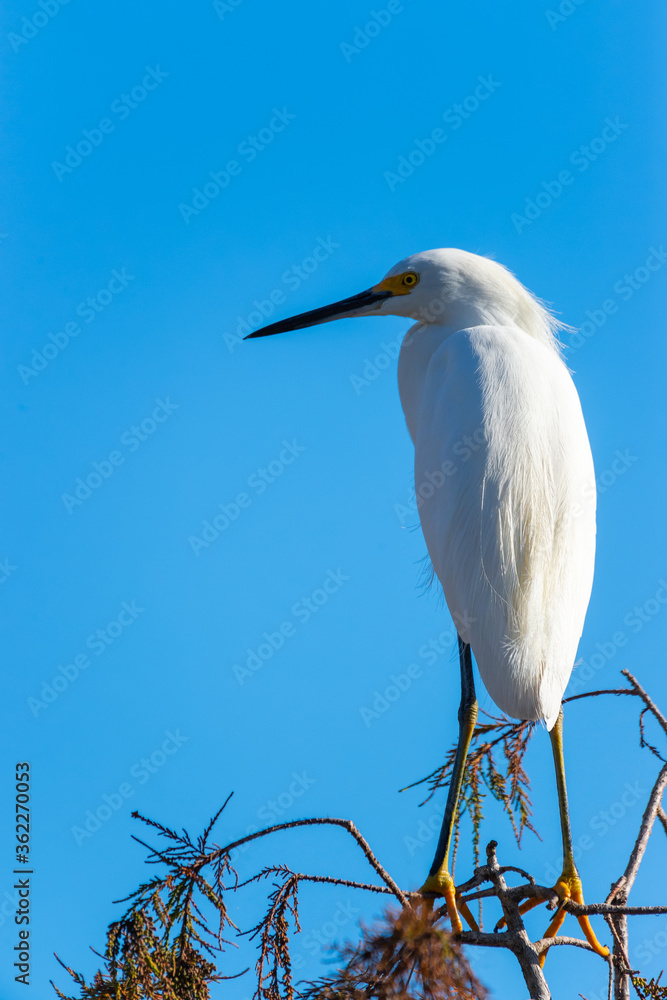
top-left (397, 322), bottom-right (460, 443)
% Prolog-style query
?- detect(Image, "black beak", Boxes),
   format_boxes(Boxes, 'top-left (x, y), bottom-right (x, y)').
top-left (244, 287), bottom-right (393, 339)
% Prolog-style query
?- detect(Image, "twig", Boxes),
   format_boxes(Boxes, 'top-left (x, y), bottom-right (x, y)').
top-left (622, 670), bottom-right (667, 739)
top-left (534, 934), bottom-right (598, 955)
top-left (564, 689), bottom-right (636, 703)
top-left (236, 871), bottom-right (415, 897)
top-left (569, 903), bottom-right (667, 917)
top-left (208, 817), bottom-right (410, 908)
top-left (610, 764), bottom-right (667, 901)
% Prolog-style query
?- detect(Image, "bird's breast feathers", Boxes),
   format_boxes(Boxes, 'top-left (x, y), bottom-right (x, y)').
top-left (407, 325), bottom-right (596, 728)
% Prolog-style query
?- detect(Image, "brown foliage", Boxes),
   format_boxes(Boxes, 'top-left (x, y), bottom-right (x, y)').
top-left (51, 669), bottom-right (667, 1000)
top-left (300, 905), bottom-right (486, 1000)
top-left (51, 797), bottom-right (240, 1000)
top-left (404, 713), bottom-right (538, 870)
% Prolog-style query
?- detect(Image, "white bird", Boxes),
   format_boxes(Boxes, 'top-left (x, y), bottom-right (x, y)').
top-left (246, 248), bottom-right (609, 959)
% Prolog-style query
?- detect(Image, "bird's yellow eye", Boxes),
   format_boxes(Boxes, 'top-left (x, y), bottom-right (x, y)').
top-left (372, 271), bottom-right (421, 296)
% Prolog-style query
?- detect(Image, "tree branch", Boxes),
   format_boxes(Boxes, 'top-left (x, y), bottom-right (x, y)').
top-left (657, 804), bottom-right (667, 840)
top-left (207, 816), bottom-right (410, 908)
top-left (609, 764), bottom-right (667, 902)
top-left (621, 669), bottom-right (667, 739)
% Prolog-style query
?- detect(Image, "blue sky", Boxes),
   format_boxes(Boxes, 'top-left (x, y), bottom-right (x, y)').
top-left (2, 0), bottom-right (666, 997)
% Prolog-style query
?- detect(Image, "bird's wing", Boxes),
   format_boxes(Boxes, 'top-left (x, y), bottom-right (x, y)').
top-left (413, 325), bottom-right (596, 727)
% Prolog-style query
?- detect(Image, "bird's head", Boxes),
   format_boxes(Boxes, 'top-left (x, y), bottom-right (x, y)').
top-left (245, 248), bottom-right (562, 352)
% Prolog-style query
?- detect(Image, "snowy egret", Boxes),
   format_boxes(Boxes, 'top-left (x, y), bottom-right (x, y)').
top-left (245, 248), bottom-right (609, 958)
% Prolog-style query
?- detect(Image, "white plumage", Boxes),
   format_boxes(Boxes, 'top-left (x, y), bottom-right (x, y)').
top-left (391, 250), bottom-right (596, 729)
top-left (246, 247), bottom-right (596, 728)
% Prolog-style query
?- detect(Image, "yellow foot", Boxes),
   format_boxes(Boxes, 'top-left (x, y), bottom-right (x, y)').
top-left (419, 871), bottom-right (479, 935)
top-left (537, 871), bottom-right (609, 967)
top-left (495, 871), bottom-right (609, 965)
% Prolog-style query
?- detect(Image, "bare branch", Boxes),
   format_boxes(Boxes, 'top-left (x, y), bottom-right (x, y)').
top-left (238, 870), bottom-right (413, 898)
top-left (569, 903), bottom-right (667, 917)
top-left (534, 934), bottom-right (600, 956)
top-left (561, 671), bottom-right (667, 999)
top-left (208, 816), bottom-right (410, 908)
top-left (657, 805), bottom-right (667, 840)
top-left (622, 670), bottom-right (667, 740)
top-left (564, 689), bottom-right (636, 704)
top-left (609, 763), bottom-right (667, 903)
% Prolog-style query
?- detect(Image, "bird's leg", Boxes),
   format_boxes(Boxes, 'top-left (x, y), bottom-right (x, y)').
top-left (532, 708), bottom-right (610, 966)
top-left (419, 637), bottom-right (479, 934)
